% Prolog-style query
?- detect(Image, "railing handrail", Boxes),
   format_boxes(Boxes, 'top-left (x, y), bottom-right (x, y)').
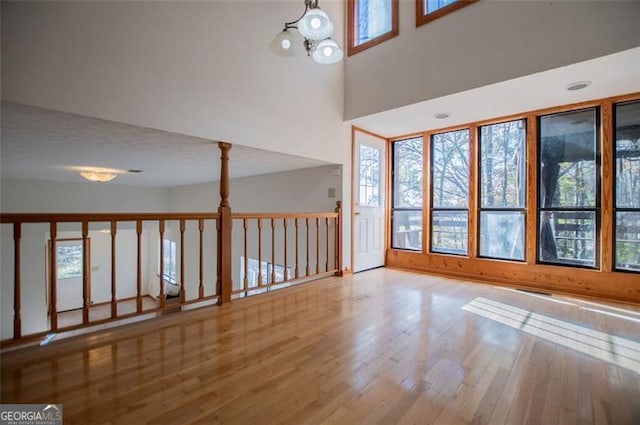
top-left (1, 211), bottom-right (339, 223)
top-left (232, 212), bottom-right (338, 220)
top-left (0, 212), bottom-right (221, 223)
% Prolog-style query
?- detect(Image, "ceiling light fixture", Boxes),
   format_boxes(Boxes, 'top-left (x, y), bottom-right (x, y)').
top-left (434, 112), bottom-right (450, 119)
top-left (80, 169), bottom-right (118, 183)
top-left (565, 81), bottom-right (591, 91)
top-left (271, 0), bottom-right (343, 65)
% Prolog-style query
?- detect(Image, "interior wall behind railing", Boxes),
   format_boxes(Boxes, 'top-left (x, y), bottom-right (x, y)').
top-left (169, 165), bottom-right (343, 290)
top-left (1, 165), bottom-right (343, 338)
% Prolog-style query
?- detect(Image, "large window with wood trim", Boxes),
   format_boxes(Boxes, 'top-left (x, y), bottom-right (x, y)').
top-left (478, 120), bottom-right (526, 261)
top-left (431, 129), bottom-right (470, 255)
top-left (348, 0), bottom-right (399, 56)
top-left (391, 137), bottom-right (423, 251)
top-left (614, 100), bottom-right (640, 272)
top-left (416, 0), bottom-right (477, 27)
top-left (538, 108), bottom-right (600, 268)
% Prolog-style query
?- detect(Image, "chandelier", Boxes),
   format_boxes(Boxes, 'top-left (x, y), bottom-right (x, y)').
top-left (270, 0), bottom-right (343, 65)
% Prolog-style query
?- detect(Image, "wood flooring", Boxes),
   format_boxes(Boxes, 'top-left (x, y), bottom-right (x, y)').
top-left (1, 268), bottom-right (639, 424)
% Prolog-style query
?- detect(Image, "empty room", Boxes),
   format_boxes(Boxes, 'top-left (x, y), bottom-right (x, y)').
top-left (1, 1), bottom-right (639, 424)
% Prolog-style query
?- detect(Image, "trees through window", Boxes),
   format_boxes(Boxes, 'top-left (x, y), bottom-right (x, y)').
top-left (431, 129), bottom-right (469, 255)
top-left (479, 120), bottom-right (526, 260)
top-left (614, 100), bottom-right (640, 272)
top-left (392, 137), bottom-right (423, 251)
top-left (348, 0), bottom-right (398, 56)
top-left (538, 108), bottom-right (599, 267)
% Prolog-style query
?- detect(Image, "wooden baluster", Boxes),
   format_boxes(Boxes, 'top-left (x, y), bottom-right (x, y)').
top-left (295, 219), bottom-right (299, 279)
top-left (243, 219), bottom-right (249, 294)
top-left (306, 218), bottom-right (310, 277)
top-left (199, 218), bottom-right (204, 299)
top-left (271, 218), bottom-right (276, 285)
top-left (335, 201), bottom-right (343, 275)
top-left (283, 219), bottom-right (288, 281)
top-left (258, 218), bottom-right (263, 287)
top-left (325, 217), bottom-right (330, 272)
top-left (217, 142), bottom-right (233, 304)
top-left (136, 220), bottom-right (143, 313)
top-left (316, 218), bottom-right (320, 275)
top-left (180, 220), bottom-right (186, 304)
top-left (49, 222), bottom-right (58, 332)
top-left (82, 221), bottom-right (90, 324)
top-left (13, 223), bottom-right (22, 339)
top-left (159, 219), bottom-right (165, 309)
top-left (110, 220), bottom-right (117, 319)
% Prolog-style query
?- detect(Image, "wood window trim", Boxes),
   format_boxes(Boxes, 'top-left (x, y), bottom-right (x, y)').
top-left (416, 0), bottom-right (478, 28)
top-left (347, 0), bottom-right (399, 57)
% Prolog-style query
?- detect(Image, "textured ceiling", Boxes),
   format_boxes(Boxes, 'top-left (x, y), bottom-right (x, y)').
top-left (0, 101), bottom-right (330, 187)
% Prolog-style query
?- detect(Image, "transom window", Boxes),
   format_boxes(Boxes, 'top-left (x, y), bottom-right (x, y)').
top-left (348, 0), bottom-right (399, 56)
top-left (416, 0), bottom-right (477, 27)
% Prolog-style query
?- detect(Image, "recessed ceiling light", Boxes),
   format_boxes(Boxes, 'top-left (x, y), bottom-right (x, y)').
top-left (434, 112), bottom-right (450, 119)
top-left (566, 81), bottom-right (591, 91)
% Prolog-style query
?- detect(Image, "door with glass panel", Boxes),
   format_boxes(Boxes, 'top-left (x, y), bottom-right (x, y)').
top-left (354, 130), bottom-right (386, 272)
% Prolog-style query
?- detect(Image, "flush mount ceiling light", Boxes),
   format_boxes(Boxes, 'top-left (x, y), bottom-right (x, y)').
top-left (80, 168), bottom-right (118, 183)
top-left (271, 0), bottom-right (343, 65)
top-left (565, 81), bottom-right (592, 91)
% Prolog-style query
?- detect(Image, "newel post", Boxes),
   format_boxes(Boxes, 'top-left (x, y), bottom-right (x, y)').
top-left (335, 201), bottom-right (343, 276)
top-left (217, 142), bottom-right (233, 304)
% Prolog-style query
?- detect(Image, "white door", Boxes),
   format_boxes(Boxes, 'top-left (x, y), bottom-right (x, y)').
top-left (53, 239), bottom-right (85, 312)
top-left (354, 130), bottom-right (386, 272)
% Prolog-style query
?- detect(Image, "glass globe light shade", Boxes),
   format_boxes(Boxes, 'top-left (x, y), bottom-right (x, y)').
top-left (270, 30), bottom-right (299, 57)
top-left (311, 39), bottom-right (343, 64)
top-left (297, 8), bottom-right (334, 41)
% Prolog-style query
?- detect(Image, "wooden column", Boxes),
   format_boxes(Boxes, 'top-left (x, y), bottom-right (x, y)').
top-left (136, 220), bottom-right (143, 313)
top-left (13, 223), bottom-right (22, 339)
top-left (158, 219), bottom-right (166, 308)
top-left (82, 221), bottom-right (90, 324)
top-left (110, 221), bottom-right (117, 319)
top-left (180, 219), bottom-right (186, 304)
top-left (49, 222), bottom-right (58, 331)
top-left (335, 201), bottom-right (343, 276)
top-left (217, 142), bottom-right (233, 304)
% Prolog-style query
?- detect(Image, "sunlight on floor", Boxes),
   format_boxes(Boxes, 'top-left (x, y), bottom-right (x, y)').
top-left (462, 297), bottom-right (640, 374)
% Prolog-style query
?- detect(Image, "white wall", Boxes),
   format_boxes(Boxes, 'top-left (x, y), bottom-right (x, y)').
top-left (169, 165), bottom-right (342, 213)
top-left (1, 1), bottom-right (349, 165)
top-left (1, 178), bottom-right (170, 213)
top-left (169, 165), bottom-right (344, 293)
top-left (344, 0), bottom-right (640, 120)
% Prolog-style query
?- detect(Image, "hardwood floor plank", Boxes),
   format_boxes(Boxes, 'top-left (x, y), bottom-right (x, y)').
top-left (2, 268), bottom-right (639, 425)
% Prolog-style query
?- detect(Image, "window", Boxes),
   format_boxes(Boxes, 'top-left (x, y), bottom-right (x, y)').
top-left (479, 120), bottom-right (526, 261)
top-left (416, 0), bottom-right (477, 27)
top-left (162, 239), bottom-right (177, 282)
top-left (431, 129), bottom-right (469, 255)
top-left (538, 108), bottom-right (599, 268)
top-left (359, 144), bottom-right (381, 206)
top-left (391, 137), bottom-right (423, 251)
top-left (56, 242), bottom-right (83, 279)
top-left (348, 0), bottom-right (399, 56)
top-left (614, 100), bottom-right (640, 272)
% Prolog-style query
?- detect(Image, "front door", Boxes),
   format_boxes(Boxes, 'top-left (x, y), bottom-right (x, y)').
top-left (354, 129), bottom-right (386, 272)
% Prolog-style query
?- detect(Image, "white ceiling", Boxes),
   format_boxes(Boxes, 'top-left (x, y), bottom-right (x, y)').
top-left (350, 47), bottom-right (640, 138)
top-left (0, 101), bottom-right (331, 187)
